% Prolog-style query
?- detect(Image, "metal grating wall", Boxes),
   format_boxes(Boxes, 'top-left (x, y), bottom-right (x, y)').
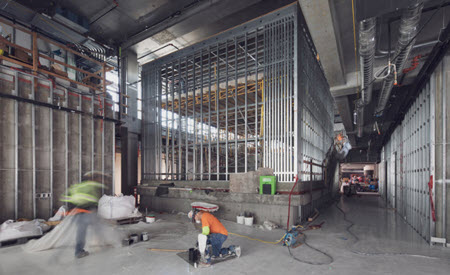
top-left (141, 4), bottom-right (333, 183)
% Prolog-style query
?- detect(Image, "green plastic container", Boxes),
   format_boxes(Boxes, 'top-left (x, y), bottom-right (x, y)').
top-left (260, 176), bottom-right (276, 195)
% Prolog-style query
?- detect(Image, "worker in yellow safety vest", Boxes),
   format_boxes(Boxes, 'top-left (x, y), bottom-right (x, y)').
top-left (61, 175), bottom-right (104, 258)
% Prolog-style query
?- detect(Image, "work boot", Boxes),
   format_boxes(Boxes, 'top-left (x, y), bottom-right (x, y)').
top-left (75, 250), bottom-right (89, 259)
top-left (234, 246), bottom-right (241, 258)
top-left (198, 261), bottom-right (211, 268)
top-left (228, 245), bottom-right (241, 257)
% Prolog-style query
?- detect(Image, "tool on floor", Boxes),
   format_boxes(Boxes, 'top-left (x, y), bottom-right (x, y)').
top-left (282, 225), bottom-right (303, 248)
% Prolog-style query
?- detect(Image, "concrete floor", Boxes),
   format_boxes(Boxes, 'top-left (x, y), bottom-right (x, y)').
top-left (1, 196), bottom-right (449, 274)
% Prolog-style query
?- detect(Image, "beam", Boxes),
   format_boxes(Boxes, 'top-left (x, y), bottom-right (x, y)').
top-left (122, 0), bottom-right (261, 49)
top-left (298, 0), bottom-right (345, 86)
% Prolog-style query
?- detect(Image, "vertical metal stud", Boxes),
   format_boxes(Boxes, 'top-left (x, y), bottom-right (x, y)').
top-left (178, 59), bottom-right (182, 180)
top-left (14, 73), bottom-right (19, 220)
top-left (234, 38), bottom-right (238, 173)
top-left (208, 48), bottom-right (212, 180)
top-left (64, 89), bottom-right (69, 205)
top-left (225, 40), bottom-right (229, 179)
top-left (91, 95), bottom-right (95, 180)
top-left (79, 95), bottom-right (82, 183)
top-left (31, 77), bottom-right (36, 219)
top-left (49, 82), bottom-right (54, 216)
top-left (216, 43), bottom-right (220, 180)
top-left (200, 54), bottom-right (204, 180)
top-left (441, 57), bottom-right (446, 240)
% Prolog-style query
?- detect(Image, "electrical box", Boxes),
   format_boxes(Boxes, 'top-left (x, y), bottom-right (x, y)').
top-left (260, 176), bottom-right (276, 195)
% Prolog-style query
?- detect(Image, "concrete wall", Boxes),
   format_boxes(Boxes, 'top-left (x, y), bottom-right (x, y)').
top-left (139, 177), bottom-right (332, 228)
top-left (0, 67), bottom-right (115, 222)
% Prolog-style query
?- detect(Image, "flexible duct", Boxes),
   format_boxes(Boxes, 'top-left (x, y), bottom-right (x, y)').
top-left (356, 17), bottom-right (376, 137)
top-left (375, 0), bottom-right (424, 115)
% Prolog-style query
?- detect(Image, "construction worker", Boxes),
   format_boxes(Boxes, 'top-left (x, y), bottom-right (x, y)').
top-left (61, 173), bottom-right (104, 258)
top-left (188, 210), bottom-right (241, 267)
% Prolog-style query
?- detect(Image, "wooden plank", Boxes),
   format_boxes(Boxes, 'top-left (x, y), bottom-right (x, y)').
top-left (82, 66), bottom-right (114, 82)
top-left (39, 54), bottom-right (103, 80)
top-left (38, 68), bottom-right (103, 92)
top-left (0, 54), bottom-right (34, 69)
top-left (0, 36), bottom-right (32, 53)
top-left (32, 32), bottom-right (38, 72)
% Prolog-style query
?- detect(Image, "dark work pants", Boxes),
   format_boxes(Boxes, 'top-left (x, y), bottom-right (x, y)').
top-left (74, 212), bottom-right (95, 255)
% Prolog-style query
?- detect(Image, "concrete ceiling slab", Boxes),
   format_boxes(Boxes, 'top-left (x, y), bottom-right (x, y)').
top-left (298, 0), bottom-right (345, 86)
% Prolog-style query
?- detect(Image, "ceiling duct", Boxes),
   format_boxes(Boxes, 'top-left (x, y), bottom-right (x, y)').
top-left (375, 0), bottom-right (424, 116)
top-left (356, 17), bottom-right (376, 138)
top-left (0, 0), bottom-right (107, 59)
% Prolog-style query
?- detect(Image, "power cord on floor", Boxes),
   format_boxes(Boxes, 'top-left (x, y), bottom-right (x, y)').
top-left (287, 227), bottom-right (334, 265)
top-left (335, 198), bottom-right (442, 260)
top-left (228, 232), bottom-right (285, 245)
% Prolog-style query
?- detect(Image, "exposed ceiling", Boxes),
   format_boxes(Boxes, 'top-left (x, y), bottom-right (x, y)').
top-left (311, 0), bottom-right (450, 162)
top-left (9, 0), bottom-right (450, 163)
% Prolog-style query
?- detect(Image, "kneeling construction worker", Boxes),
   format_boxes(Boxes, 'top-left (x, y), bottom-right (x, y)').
top-left (188, 210), bottom-right (241, 267)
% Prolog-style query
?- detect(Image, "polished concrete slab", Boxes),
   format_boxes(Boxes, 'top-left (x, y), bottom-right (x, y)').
top-left (0, 196), bottom-right (449, 274)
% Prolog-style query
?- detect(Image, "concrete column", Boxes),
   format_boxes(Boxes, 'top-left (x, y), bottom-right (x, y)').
top-left (121, 126), bottom-right (139, 195)
top-left (119, 49), bottom-right (140, 195)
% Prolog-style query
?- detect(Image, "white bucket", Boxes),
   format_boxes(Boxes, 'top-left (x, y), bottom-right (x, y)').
top-left (244, 217), bottom-right (254, 226)
top-left (141, 232), bottom-right (149, 241)
top-left (146, 216), bottom-right (155, 223)
top-left (236, 216), bottom-right (244, 224)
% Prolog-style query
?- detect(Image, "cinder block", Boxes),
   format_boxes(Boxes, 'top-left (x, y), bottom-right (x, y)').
top-left (230, 168), bottom-right (274, 193)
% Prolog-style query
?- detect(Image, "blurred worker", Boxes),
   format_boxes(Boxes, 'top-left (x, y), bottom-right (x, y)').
top-left (61, 172), bottom-right (104, 258)
top-left (188, 210), bottom-right (241, 267)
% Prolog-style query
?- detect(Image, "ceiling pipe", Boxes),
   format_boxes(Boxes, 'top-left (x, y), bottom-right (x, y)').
top-left (375, 0), bottom-right (424, 116)
top-left (375, 39), bottom-right (437, 58)
top-left (356, 17), bottom-right (376, 138)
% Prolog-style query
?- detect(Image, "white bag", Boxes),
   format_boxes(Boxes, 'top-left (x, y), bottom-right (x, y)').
top-left (97, 194), bottom-right (140, 220)
top-left (0, 220), bottom-right (44, 242)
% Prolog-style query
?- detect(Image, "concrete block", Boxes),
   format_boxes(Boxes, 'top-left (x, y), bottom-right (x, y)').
top-left (229, 168), bottom-right (273, 193)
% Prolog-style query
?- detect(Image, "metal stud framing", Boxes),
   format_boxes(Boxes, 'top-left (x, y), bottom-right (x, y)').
top-left (141, 4), bottom-right (333, 183)
top-left (0, 65), bottom-right (115, 221)
top-left (379, 58), bottom-right (450, 243)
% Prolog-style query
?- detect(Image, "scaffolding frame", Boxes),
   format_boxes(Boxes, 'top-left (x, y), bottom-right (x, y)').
top-left (142, 4), bottom-right (333, 183)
